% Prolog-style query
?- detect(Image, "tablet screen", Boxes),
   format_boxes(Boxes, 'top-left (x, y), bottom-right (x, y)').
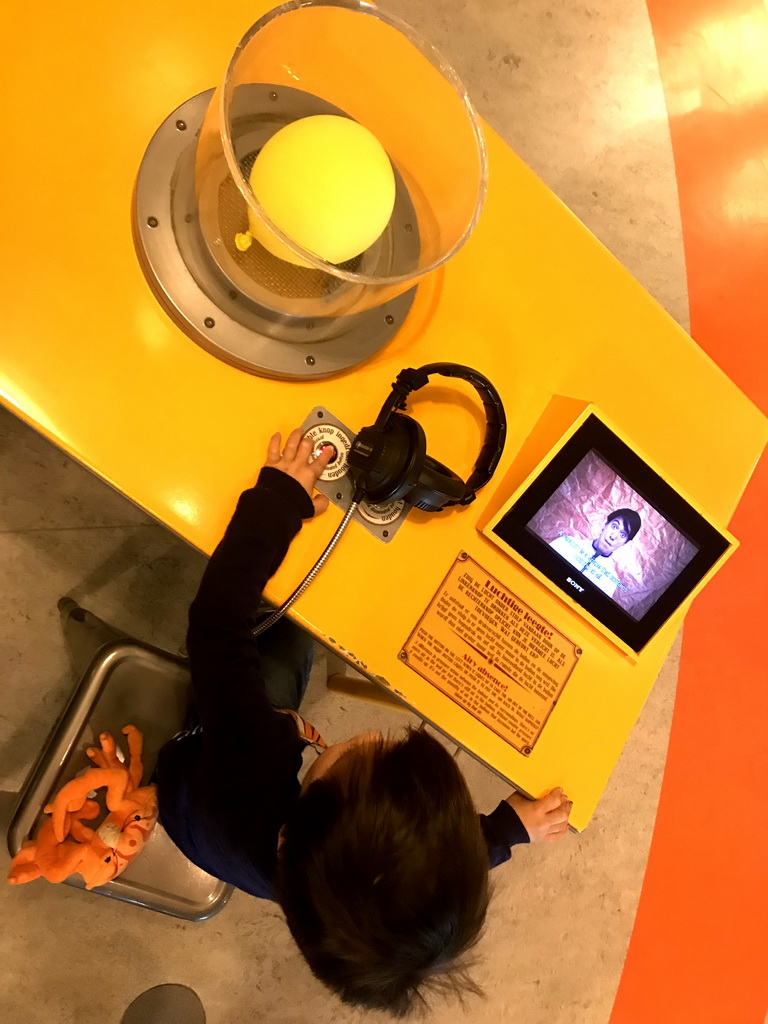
top-left (487, 415), bottom-right (732, 652)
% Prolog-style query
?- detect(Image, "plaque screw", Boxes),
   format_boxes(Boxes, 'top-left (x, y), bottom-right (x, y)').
top-left (523, 746), bottom-right (532, 756)
top-left (576, 648), bottom-right (582, 656)
top-left (399, 651), bottom-right (408, 661)
top-left (459, 551), bottom-right (469, 560)
top-left (382, 530), bottom-right (389, 538)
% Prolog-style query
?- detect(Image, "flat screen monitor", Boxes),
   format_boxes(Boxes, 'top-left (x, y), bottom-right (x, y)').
top-left (483, 411), bottom-right (736, 653)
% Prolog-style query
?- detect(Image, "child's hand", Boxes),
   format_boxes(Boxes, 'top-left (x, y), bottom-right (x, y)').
top-left (505, 787), bottom-right (572, 843)
top-left (266, 429), bottom-right (334, 516)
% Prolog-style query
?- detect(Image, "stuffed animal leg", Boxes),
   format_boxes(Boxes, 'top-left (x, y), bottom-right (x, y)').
top-left (7, 801), bottom-right (100, 885)
top-left (7, 726), bottom-right (158, 890)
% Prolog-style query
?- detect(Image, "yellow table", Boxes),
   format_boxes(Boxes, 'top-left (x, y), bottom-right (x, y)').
top-left (2, 2), bottom-right (765, 829)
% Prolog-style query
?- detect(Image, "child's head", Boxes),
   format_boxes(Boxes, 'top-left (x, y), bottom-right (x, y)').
top-left (277, 727), bottom-right (489, 1017)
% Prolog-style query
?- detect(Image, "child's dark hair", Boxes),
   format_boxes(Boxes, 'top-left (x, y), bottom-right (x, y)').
top-left (277, 728), bottom-right (490, 1017)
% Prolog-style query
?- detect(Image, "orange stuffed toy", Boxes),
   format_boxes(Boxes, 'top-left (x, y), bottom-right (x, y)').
top-left (8, 725), bottom-right (158, 890)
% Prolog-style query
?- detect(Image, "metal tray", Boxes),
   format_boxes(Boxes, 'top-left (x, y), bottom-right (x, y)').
top-left (7, 640), bottom-right (233, 921)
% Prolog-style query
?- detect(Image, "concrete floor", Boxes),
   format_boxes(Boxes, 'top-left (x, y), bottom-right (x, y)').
top-left (0, 1), bottom-right (690, 1021)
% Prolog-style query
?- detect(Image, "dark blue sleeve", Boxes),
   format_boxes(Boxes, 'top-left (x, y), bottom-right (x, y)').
top-left (480, 800), bottom-right (530, 867)
top-left (158, 468), bottom-right (318, 891)
top-left (186, 466), bottom-right (315, 761)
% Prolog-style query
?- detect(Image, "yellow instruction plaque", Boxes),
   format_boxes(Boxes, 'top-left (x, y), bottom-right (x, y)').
top-left (401, 554), bottom-right (581, 754)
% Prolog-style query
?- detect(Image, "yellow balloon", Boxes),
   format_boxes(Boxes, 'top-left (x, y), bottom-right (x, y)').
top-left (242, 115), bottom-right (396, 267)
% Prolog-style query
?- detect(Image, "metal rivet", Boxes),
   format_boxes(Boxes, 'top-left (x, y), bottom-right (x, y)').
top-left (382, 530), bottom-right (389, 537)
top-left (404, 223), bottom-right (413, 232)
top-left (147, 216), bottom-right (158, 228)
top-left (317, 411), bottom-right (324, 418)
top-left (305, 355), bottom-right (315, 366)
top-left (269, 91), bottom-right (278, 101)
top-left (204, 317), bottom-right (215, 328)
top-left (336, 492), bottom-right (343, 500)
top-left (385, 314), bottom-right (394, 325)
top-left (176, 120), bottom-right (187, 131)
top-left (306, 322), bottom-right (314, 330)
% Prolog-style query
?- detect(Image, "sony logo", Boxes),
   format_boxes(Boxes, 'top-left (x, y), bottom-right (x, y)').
top-left (566, 577), bottom-right (585, 593)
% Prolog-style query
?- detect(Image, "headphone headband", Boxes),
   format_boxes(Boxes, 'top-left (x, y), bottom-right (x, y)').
top-left (352, 362), bottom-right (506, 510)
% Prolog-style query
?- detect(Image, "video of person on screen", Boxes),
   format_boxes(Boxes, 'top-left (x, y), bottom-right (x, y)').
top-left (526, 450), bottom-right (699, 620)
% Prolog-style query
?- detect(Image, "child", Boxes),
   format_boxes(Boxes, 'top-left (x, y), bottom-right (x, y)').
top-left (156, 428), bottom-right (571, 1017)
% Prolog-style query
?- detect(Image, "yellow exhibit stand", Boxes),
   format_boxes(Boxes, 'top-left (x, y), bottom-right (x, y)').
top-left (1, 1), bottom-right (766, 829)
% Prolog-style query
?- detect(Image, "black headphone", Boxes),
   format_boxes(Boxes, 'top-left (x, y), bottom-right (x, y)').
top-left (347, 363), bottom-right (507, 512)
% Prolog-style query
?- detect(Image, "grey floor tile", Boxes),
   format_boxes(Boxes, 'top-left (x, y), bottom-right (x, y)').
top-left (386, 0), bottom-right (690, 332)
top-left (0, 407), bottom-right (151, 533)
top-left (0, 524), bottom-right (205, 792)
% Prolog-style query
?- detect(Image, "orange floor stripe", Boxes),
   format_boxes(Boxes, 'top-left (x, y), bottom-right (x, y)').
top-left (611, 2), bottom-right (768, 1022)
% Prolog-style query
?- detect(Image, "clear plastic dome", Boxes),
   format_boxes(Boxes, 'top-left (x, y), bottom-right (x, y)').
top-left (194, 0), bottom-right (487, 319)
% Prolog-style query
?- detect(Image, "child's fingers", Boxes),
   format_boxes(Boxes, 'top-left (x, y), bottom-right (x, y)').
top-left (546, 797), bottom-right (572, 822)
top-left (266, 432), bottom-right (282, 465)
top-left (309, 442), bottom-right (335, 476)
top-left (296, 434), bottom-right (316, 464)
top-left (311, 492), bottom-right (330, 516)
top-left (265, 428), bottom-right (336, 504)
top-left (281, 428), bottom-right (302, 462)
top-left (544, 821), bottom-right (570, 841)
top-left (540, 787), bottom-right (566, 811)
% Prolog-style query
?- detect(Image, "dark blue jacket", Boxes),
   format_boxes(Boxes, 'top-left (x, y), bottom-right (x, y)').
top-left (158, 468), bottom-right (528, 900)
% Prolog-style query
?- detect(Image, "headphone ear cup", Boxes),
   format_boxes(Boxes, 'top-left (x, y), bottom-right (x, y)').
top-left (348, 414), bottom-right (426, 503)
top-left (408, 456), bottom-right (467, 512)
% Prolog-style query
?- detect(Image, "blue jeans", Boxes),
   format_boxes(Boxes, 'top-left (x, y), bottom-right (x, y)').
top-left (157, 614), bottom-right (313, 782)
top-left (178, 616), bottom-right (315, 736)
